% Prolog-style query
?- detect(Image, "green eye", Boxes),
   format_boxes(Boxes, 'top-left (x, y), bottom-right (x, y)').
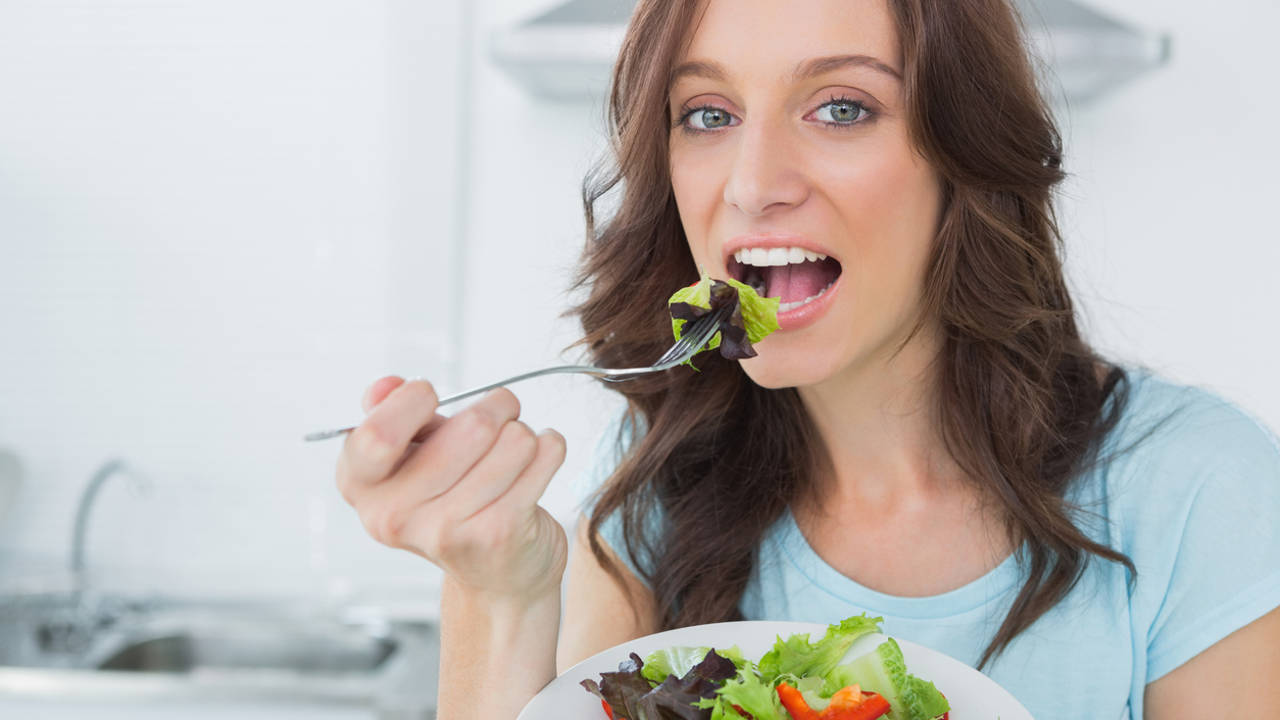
top-left (815, 100), bottom-right (869, 125)
top-left (688, 107), bottom-right (734, 130)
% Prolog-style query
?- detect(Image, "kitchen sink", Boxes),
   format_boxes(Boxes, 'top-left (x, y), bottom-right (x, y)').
top-left (94, 617), bottom-right (397, 674)
top-left (97, 628), bottom-right (396, 674)
top-left (0, 590), bottom-right (439, 716)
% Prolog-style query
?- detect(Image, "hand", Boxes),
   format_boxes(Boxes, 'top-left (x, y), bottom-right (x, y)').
top-left (336, 377), bottom-right (569, 601)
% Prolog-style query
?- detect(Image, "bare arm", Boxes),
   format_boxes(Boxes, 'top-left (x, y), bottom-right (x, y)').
top-left (439, 575), bottom-right (562, 719)
top-left (334, 378), bottom-right (569, 720)
top-left (558, 514), bottom-right (659, 672)
top-left (1144, 604), bottom-right (1280, 718)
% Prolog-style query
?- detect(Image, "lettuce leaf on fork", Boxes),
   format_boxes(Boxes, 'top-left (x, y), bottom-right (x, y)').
top-left (668, 271), bottom-right (780, 365)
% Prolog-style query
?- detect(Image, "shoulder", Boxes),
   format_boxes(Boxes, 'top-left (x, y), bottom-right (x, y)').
top-left (1091, 368), bottom-right (1280, 683)
top-left (1098, 367), bottom-right (1280, 503)
top-left (1078, 365), bottom-right (1280, 572)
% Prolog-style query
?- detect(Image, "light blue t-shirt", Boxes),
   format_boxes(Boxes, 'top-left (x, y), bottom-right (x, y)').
top-left (571, 368), bottom-right (1280, 719)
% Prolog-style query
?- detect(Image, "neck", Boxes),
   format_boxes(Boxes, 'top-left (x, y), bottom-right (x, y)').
top-left (795, 321), bottom-right (964, 510)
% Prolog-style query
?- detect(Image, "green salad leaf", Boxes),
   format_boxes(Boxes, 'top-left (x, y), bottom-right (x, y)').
top-left (643, 646), bottom-right (750, 685)
top-left (695, 665), bottom-right (785, 720)
top-left (668, 271), bottom-right (780, 365)
top-left (757, 614), bottom-right (884, 684)
top-left (583, 649), bottom-right (739, 720)
top-left (582, 614), bottom-right (950, 720)
top-left (821, 637), bottom-right (950, 720)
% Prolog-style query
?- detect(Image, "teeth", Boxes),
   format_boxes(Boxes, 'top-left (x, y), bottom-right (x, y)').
top-left (733, 245), bottom-right (830, 267)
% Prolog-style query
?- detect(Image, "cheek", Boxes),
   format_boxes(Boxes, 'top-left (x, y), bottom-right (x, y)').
top-left (670, 154), bottom-right (723, 208)
top-left (669, 146), bottom-right (724, 266)
top-left (818, 136), bottom-right (942, 305)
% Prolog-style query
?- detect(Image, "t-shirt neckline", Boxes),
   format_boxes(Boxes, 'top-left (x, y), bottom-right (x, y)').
top-left (776, 506), bottom-right (1024, 619)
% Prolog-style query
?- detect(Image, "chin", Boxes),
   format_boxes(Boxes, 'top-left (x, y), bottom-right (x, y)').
top-left (736, 341), bottom-right (841, 390)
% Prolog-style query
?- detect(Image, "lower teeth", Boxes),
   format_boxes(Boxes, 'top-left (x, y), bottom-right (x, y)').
top-left (778, 282), bottom-right (834, 312)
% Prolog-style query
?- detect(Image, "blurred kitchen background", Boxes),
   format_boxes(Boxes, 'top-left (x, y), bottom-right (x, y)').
top-left (0, 0), bottom-right (1276, 717)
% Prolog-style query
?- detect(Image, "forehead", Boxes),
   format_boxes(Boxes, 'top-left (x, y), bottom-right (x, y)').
top-left (675, 0), bottom-right (901, 84)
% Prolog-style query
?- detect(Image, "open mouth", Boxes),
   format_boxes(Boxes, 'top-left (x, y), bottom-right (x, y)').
top-left (727, 246), bottom-right (843, 312)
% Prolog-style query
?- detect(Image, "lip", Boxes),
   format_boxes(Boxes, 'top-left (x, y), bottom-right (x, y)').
top-left (721, 233), bottom-right (842, 333)
top-left (721, 233), bottom-right (838, 268)
top-left (774, 272), bottom-right (842, 332)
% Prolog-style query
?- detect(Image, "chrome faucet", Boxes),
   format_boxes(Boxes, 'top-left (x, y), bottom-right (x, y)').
top-left (70, 459), bottom-right (146, 603)
top-left (32, 459), bottom-right (146, 654)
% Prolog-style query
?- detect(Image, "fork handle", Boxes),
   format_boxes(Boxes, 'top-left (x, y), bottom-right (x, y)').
top-left (301, 364), bottom-right (624, 442)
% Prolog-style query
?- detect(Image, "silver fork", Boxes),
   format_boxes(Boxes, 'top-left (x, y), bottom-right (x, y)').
top-left (302, 305), bottom-right (729, 442)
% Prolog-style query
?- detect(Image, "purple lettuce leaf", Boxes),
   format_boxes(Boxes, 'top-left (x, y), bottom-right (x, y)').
top-left (582, 649), bottom-right (739, 720)
top-left (668, 280), bottom-right (757, 361)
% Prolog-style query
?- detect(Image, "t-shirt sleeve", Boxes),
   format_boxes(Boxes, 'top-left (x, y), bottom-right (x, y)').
top-left (1117, 385), bottom-right (1280, 683)
top-left (570, 411), bottom-right (659, 586)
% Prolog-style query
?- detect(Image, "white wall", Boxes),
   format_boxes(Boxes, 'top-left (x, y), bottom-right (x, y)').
top-left (1055, 0), bottom-right (1280, 426)
top-left (0, 0), bottom-right (1276, 612)
top-left (0, 0), bottom-right (466, 605)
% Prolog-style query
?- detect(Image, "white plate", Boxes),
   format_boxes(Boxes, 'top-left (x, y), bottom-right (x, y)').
top-left (518, 620), bottom-right (1034, 720)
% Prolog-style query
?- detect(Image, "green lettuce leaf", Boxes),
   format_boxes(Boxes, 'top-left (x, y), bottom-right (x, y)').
top-left (757, 614), bottom-right (884, 685)
top-left (641, 646), bottom-right (749, 686)
top-left (821, 638), bottom-right (950, 720)
top-left (668, 272), bottom-right (780, 364)
top-left (695, 666), bottom-right (786, 720)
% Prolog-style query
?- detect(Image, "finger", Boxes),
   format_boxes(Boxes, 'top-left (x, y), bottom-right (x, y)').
top-left (409, 414), bottom-right (449, 444)
top-left (387, 388), bottom-right (523, 500)
top-left (355, 410), bottom-right (530, 551)
top-left (474, 428), bottom-right (566, 519)
top-left (362, 376), bottom-right (406, 414)
top-left (340, 379), bottom-right (439, 488)
top-left (436, 420), bottom-right (539, 520)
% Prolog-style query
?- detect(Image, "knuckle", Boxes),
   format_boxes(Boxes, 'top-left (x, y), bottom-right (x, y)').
top-left (423, 521), bottom-right (456, 559)
top-left (334, 457), bottom-right (355, 504)
top-left (361, 506), bottom-right (406, 548)
top-left (503, 422), bottom-right (538, 463)
top-left (335, 476), bottom-right (358, 507)
top-left (349, 423), bottom-right (397, 464)
top-left (458, 407), bottom-right (501, 443)
top-left (406, 379), bottom-right (439, 407)
top-left (493, 387), bottom-right (520, 416)
top-left (542, 429), bottom-right (567, 460)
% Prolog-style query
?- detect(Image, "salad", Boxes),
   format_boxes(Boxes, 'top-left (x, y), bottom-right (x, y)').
top-left (668, 272), bottom-right (780, 364)
top-left (581, 615), bottom-right (950, 720)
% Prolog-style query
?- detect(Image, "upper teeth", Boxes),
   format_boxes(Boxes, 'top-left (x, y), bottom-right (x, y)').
top-left (733, 246), bottom-right (827, 266)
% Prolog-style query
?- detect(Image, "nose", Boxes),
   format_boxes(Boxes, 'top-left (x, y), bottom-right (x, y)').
top-left (722, 118), bottom-right (809, 217)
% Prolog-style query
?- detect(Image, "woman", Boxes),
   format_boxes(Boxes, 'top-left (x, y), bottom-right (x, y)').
top-left (335, 0), bottom-right (1280, 717)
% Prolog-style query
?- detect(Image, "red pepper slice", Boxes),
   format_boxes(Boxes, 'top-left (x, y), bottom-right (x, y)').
top-left (776, 682), bottom-right (821, 720)
top-left (777, 683), bottom-right (895, 720)
top-left (600, 699), bottom-right (616, 720)
top-left (819, 691), bottom-right (891, 720)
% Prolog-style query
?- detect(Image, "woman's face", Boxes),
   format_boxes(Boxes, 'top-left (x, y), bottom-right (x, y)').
top-left (668, 0), bottom-right (944, 389)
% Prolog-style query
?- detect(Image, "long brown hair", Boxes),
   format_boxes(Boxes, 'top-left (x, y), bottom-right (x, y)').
top-left (569, 0), bottom-right (1135, 669)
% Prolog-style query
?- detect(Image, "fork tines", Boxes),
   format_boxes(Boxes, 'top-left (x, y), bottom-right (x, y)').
top-left (659, 305), bottom-right (728, 366)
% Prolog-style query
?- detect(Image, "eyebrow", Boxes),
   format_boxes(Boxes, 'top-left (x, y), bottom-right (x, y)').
top-left (670, 54), bottom-right (902, 86)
